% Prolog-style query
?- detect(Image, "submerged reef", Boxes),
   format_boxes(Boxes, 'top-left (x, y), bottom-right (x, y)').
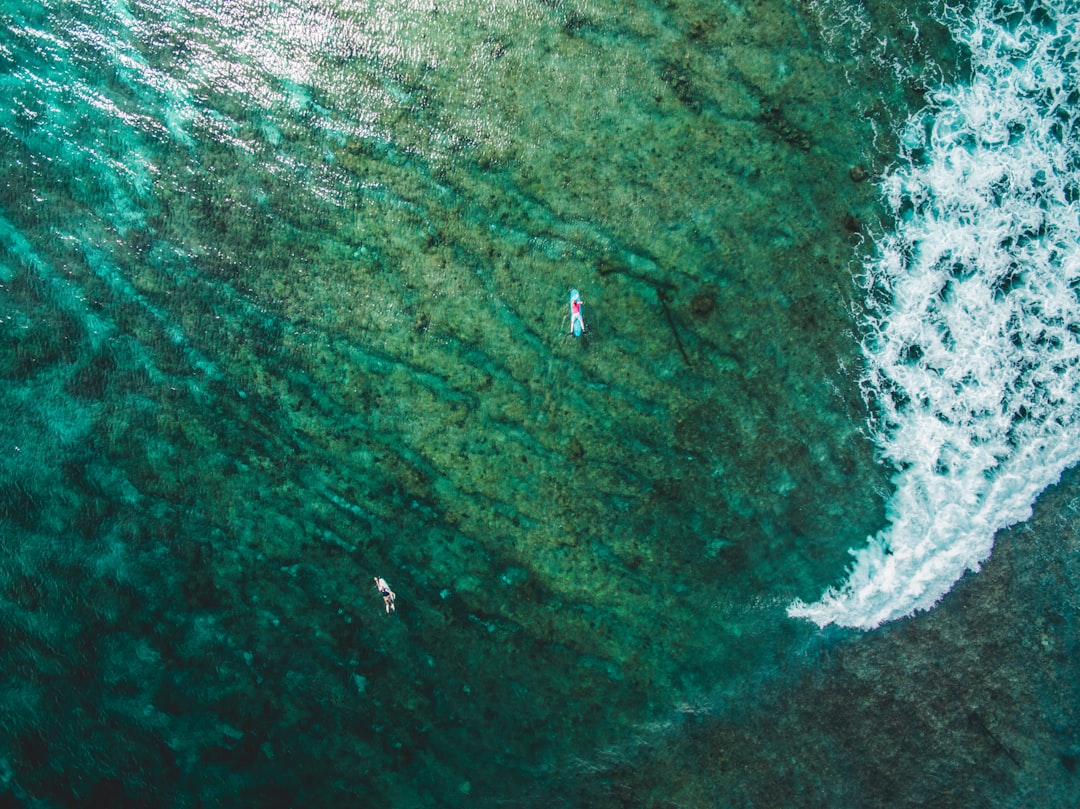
top-left (559, 465), bottom-right (1080, 808)
top-left (0, 0), bottom-right (1029, 806)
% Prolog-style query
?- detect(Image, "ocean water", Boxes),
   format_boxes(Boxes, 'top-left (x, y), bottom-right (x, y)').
top-left (0, 0), bottom-right (1075, 806)
top-left (792, 0), bottom-right (1080, 630)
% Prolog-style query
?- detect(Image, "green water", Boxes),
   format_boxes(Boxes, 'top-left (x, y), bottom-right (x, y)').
top-left (0, 0), bottom-right (950, 804)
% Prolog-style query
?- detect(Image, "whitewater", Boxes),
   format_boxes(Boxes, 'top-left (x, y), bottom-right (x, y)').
top-left (790, 0), bottom-right (1080, 629)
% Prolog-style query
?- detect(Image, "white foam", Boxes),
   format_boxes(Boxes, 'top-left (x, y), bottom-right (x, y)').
top-left (790, 0), bottom-right (1080, 629)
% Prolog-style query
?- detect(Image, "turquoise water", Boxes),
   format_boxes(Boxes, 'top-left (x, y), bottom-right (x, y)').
top-left (793, 0), bottom-right (1080, 629)
top-left (3, 0), bottom-right (1075, 806)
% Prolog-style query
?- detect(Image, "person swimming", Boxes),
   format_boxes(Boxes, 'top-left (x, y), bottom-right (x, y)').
top-left (374, 576), bottom-right (396, 613)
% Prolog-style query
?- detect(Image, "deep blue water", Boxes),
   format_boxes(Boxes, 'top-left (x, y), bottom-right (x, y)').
top-left (1, 0), bottom-right (1076, 806)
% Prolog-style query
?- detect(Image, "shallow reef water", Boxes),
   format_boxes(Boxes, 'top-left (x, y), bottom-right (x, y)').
top-left (3, 0), bottom-right (1076, 806)
top-left (561, 464), bottom-right (1080, 808)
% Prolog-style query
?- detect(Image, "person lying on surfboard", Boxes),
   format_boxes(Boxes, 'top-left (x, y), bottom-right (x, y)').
top-left (569, 289), bottom-right (585, 336)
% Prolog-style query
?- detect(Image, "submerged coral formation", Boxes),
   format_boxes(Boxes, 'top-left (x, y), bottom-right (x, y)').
top-left (6, 0), bottom-right (1057, 807)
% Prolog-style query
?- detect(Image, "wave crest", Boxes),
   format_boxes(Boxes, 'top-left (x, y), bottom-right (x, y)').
top-left (790, 0), bottom-right (1080, 629)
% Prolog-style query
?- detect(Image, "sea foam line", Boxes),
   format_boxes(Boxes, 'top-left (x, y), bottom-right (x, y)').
top-left (790, 0), bottom-right (1080, 629)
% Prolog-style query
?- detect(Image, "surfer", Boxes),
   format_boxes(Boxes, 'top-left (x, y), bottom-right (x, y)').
top-left (569, 289), bottom-right (585, 336)
top-left (374, 576), bottom-right (396, 613)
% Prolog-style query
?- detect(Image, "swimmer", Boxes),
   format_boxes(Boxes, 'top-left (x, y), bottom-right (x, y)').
top-left (374, 576), bottom-right (396, 613)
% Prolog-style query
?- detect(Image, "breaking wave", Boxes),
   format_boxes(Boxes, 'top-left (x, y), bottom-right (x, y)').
top-left (791, 0), bottom-right (1080, 628)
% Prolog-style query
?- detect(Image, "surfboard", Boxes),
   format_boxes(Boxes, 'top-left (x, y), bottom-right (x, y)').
top-left (570, 289), bottom-right (584, 337)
